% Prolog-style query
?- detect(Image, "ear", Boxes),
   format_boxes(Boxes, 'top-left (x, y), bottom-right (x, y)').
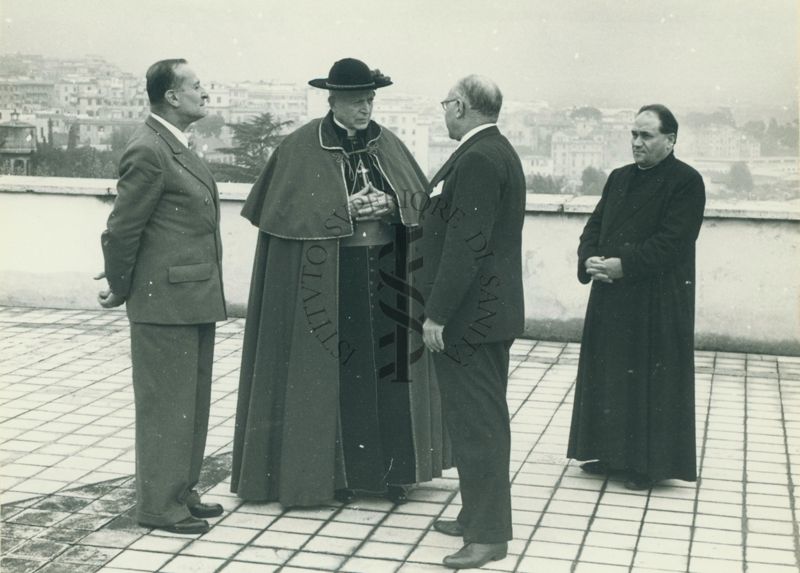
top-left (165, 89), bottom-right (181, 108)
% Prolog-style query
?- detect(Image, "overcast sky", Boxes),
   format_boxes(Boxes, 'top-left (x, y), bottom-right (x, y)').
top-left (2, 0), bottom-right (797, 109)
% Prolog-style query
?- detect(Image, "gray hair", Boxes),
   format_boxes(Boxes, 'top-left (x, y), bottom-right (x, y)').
top-left (455, 75), bottom-right (503, 120)
top-left (327, 89), bottom-right (375, 107)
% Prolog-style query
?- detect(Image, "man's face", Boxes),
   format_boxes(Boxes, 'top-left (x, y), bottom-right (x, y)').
top-left (330, 90), bottom-right (375, 132)
top-left (441, 89), bottom-right (462, 140)
top-left (631, 111), bottom-right (674, 168)
top-left (170, 64), bottom-right (209, 124)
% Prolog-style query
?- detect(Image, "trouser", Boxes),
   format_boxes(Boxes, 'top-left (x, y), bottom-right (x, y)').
top-left (130, 322), bottom-right (215, 525)
top-left (433, 340), bottom-right (513, 544)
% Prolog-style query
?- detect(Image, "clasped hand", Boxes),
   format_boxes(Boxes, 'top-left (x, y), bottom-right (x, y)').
top-left (94, 271), bottom-right (126, 308)
top-left (422, 318), bottom-right (445, 353)
top-left (585, 256), bottom-right (623, 283)
top-left (348, 184), bottom-right (396, 220)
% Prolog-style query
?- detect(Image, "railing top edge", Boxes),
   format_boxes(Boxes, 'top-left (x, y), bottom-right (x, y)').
top-left (1, 176), bottom-right (799, 221)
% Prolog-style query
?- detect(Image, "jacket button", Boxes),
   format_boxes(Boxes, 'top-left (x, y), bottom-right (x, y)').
top-left (204, 197), bottom-right (210, 205)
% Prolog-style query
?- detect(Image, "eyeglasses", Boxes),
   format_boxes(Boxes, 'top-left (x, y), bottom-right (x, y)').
top-left (440, 98), bottom-right (459, 111)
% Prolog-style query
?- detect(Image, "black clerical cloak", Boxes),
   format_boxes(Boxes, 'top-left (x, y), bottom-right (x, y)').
top-left (567, 153), bottom-right (705, 482)
top-left (231, 114), bottom-right (448, 506)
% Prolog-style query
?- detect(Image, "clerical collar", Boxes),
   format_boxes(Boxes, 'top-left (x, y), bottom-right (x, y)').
top-left (456, 123), bottom-right (496, 151)
top-left (150, 112), bottom-right (189, 148)
top-left (332, 115), bottom-right (358, 137)
top-left (636, 151), bottom-right (674, 171)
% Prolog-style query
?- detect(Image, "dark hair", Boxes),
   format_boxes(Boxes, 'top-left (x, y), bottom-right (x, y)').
top-left (638, 103), bottom-right (678, 137)
top-left (146, 59), bottom-right (187, 105)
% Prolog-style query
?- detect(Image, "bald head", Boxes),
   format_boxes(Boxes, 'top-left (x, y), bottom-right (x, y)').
top-left (455, 75), bottom-right (503, 122)
top-left (442, 74), bottom-right (503, 141)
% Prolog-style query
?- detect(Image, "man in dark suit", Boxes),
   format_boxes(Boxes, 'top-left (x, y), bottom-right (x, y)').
top-left (97, 59), bottom-right (227, 534)
top-left (422, 75), bottom-right (525, 570)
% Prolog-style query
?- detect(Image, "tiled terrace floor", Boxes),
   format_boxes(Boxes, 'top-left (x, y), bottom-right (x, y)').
top-left (0, 306), bottom-right (798, 573)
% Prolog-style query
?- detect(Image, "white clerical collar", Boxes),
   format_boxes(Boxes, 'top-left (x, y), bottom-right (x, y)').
top-left (150, 112), bottom-right (189, 148)
top-left (456, 123), bottom-right (496, 150)
top-left (332, 115), bottom-right (357, 136)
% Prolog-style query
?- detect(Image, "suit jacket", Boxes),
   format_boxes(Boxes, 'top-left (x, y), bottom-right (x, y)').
top-left (101, 115), bottom-right (227, 325)
top-left (421, 126), bottom-right (526, 345)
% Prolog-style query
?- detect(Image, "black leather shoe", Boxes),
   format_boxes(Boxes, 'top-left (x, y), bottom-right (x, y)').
top-left (386, 485), bottom-right (408, 505)
top-left (334, 488), bottom-right (356, 504)
top-left (189, 502), bottom-right (223, 518)
top-left (443, 542), bottom-right (508, 569)
top-left (145, 516), bottom-right (209, 535)
top-left (433, 519), bottom-right (464, 537)
top-left (580, 461), bottom-right (608, 475)
top-left (624, 473), bottom-right (654, 491)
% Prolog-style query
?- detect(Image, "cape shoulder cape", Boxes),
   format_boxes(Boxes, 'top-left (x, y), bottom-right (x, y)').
top-left (241, 116), bottom-right (429, 240)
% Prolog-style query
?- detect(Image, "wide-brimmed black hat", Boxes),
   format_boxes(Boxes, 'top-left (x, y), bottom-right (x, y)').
top-left (308, 58), bottom-right (392, 91)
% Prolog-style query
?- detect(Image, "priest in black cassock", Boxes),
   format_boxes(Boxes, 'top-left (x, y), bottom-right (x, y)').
top-left (567, 104), bottom-right (705, 490)
top-left (231, 58), bottom-right (447, 508)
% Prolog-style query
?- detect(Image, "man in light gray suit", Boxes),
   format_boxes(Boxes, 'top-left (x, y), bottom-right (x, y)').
top-left (98, 59), bottom-right (226, 534)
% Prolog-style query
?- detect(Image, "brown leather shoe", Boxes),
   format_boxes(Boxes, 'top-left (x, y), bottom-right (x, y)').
top-left (189, 502), bottom-right (223, 518)
top-left (433, 519), bottom-right (465, 537)
top-left (145, 516), bottom-right (209, 535)
top-left (443, 542), bottom-right (508, 569)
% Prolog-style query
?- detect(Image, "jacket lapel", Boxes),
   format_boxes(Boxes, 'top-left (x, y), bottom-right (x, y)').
top-left (429, 126), bottom-right (500, 188)
top-left (145, 116), bottom-right (217, 201)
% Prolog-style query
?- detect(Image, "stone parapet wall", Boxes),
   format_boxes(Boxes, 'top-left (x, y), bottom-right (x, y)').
top-left (1, 175), bottom-right (798, 354)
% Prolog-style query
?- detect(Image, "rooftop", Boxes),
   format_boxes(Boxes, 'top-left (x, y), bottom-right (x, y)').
top-left (1, 306), bottom-right (798, 572)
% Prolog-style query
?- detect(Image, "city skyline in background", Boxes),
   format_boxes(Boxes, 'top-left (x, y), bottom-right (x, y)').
top-left (0, 49), bottom-right (796, 202)
top-left (1, 0), bottom-right (797, 111)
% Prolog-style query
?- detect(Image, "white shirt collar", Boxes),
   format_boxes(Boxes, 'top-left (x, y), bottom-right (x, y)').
top-left (149, 112), bottom-right (189, 148)
top-left (456, 123), bottom-right (496, 150)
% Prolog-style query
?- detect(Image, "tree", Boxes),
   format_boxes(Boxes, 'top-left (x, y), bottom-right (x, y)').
top-left (33, 146), bottom-right (121, 178)
top-left (192, 114), bottom-right (225, 138)
top-left (570, 106), bottom-right (602, 122)
top-left (526, 174), bottom-right (567, 194)
top-left (224, 112), bottom-right (293, 181)
top-left (726, 162), bottom-right (754, 194)
top-left (206, 161), bottom-right (259, 184)
top-left (579, 166), bottom-right (607, 196)
top-left (684, 108), bottom-right (736, 128)
top-left (742, 120), bottom-right (766, 140)
top-left (762, 118), bottom-right (799, 155)
top-left (110, 126), bottom-right (136, 152)
top-left (67, 123), bottom-right (80, 150)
